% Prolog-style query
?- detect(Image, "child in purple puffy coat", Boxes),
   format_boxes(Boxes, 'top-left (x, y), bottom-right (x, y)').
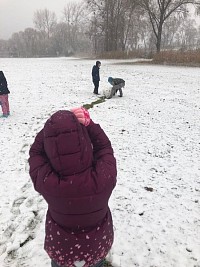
top-left (28, 107), bottom-right (117, 267)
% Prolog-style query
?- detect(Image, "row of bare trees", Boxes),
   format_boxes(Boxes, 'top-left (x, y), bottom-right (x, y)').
top-left (0, 0), bottom-right (200, 57)
top-left (86, 0), bottom-right (200, 53)
top-left (0, 3), bottom-right (90, 57)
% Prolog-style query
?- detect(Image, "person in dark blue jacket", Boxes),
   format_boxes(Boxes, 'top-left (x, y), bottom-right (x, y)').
top-left (92, 61), bottom-right (101, 95)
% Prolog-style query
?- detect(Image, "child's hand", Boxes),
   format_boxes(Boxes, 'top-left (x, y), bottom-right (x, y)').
top-left (70, 107), bottom-right (90, 126)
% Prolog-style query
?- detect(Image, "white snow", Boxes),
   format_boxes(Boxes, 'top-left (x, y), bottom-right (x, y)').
top-left (0, 57), bottom-right (200, 267)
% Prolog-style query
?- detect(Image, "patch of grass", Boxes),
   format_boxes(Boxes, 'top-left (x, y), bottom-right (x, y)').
top-left (111, 59), bottom-right (153, 65)
top-left (153, 50), bottom-right (200, 66)
top-left (98, 50), bottom-right (145, 59)
top-left (108, 50), bottom-right (200, 67)
top-left (83, 96), bottom-right (106, 110)
top-left (103, 260), bottom-right (113, 267)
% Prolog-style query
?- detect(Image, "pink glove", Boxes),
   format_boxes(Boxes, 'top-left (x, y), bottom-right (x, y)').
top-left (70, 107), bottom-right (91, 126)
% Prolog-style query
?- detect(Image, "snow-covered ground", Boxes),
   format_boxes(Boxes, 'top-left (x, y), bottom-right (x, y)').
top-left (0, 57), bottom-right (199, 267)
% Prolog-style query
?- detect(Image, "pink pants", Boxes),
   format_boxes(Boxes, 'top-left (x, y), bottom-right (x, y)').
top-left (0, 94), bottom-right (10, 115)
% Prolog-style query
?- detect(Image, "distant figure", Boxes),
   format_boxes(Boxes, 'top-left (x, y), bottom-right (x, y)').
top-left (28, 107), bottom-right (117, 267)
top-left (107, 77), bottom-right (125, 98)
top-left (0, 71), bottom-right (10, 118)
top-left (92, 61), bottom-right (101, 95)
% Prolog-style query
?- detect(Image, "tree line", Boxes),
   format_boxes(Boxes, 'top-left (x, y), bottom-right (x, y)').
top-left (0, 0), bottom-right (200, 58)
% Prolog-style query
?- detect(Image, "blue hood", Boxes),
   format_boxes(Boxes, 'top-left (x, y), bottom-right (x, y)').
top-left (108, 77), bottom-right (113, 84)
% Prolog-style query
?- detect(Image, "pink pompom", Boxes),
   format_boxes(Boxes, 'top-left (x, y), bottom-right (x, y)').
top-left (70, 107), bottom-right (90, 126)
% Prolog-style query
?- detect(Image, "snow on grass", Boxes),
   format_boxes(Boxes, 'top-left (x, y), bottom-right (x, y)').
top-left (0, 58), bottom-right (199, 267)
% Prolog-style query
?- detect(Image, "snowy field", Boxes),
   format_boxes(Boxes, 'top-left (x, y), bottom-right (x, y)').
top-left (0, 57), bottom-right (199, 267)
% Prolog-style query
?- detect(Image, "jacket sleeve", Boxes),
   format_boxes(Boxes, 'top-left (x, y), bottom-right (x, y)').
top-left (3, 76), bottom-right (7, 87)
top-left (28, 129), bottom-right (60, 195)
top-left (0, 74), bottom-right (7, 88)
top-left (92, 66), bottom-right (96, 80)
top-left (92, 66), bottom-right (99, 81)
top-left (86, 120), bottom-right (117, 188)
top-left (92, 66), bottom-right (95, 77)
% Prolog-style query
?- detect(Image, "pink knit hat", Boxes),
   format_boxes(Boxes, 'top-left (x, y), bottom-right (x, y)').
top-left (70, 107), bottom-right (90, 126)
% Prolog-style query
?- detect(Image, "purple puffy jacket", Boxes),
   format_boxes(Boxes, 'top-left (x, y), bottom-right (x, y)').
top-left (28, 110), bottom-right (117, 267)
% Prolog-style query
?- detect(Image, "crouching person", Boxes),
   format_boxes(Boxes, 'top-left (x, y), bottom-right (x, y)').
top-left (108, 77), bottom-right (125, 98)
top-left (28, 107), bottom-right (117, 267)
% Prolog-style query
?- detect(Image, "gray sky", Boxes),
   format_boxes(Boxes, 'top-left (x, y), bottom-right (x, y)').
top-left (0, 0), bottom-right (81, 40)
top-left (0, 1), bottom-right (199, 40)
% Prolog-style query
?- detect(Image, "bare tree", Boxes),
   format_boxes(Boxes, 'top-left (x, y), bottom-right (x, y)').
top-left (0, 40), bottom-right (9, 57)
top-left (139, 0), bottom-right (200, 52)
top-left (33, 9), bottom-right (57, 39)
top-left (162, 12), bottom-right (184, 49)
top-left (62, 2), bottom-right (87, 53)
top-left (175, 18), bottom-right (198, 49)
top-left (85, 0), bottom-right (137, 53)
top-left (122, 0), bottom-right (138, 50)
top-left (9, 32), bottom-right (25, 57)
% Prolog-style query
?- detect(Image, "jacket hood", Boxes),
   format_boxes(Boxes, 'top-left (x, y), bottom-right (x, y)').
top-left (108, 77), bottom-right (113, 84)
top-left (43, 110), bottom-right (93, 176)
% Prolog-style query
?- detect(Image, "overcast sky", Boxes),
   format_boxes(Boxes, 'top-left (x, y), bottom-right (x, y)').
top-left (0, 1), bottom-right (199, 40)
top-left (0, 0), bottom-right (81, 40)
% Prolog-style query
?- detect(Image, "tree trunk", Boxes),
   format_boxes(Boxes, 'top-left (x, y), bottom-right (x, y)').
top-left (156, 22), bottom-right (163, 53)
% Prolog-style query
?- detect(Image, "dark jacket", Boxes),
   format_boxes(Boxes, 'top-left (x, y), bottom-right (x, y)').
top-left (28, 110), bottom-right (117, 267)
top-left (0, 71), bottom-right (10, 95)
top-left (92, 61), bottom-right (101, 82)
top-left (113, 78), bottom-right (125, 86)
top-left (113, 78), bottom-right (125, 85)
